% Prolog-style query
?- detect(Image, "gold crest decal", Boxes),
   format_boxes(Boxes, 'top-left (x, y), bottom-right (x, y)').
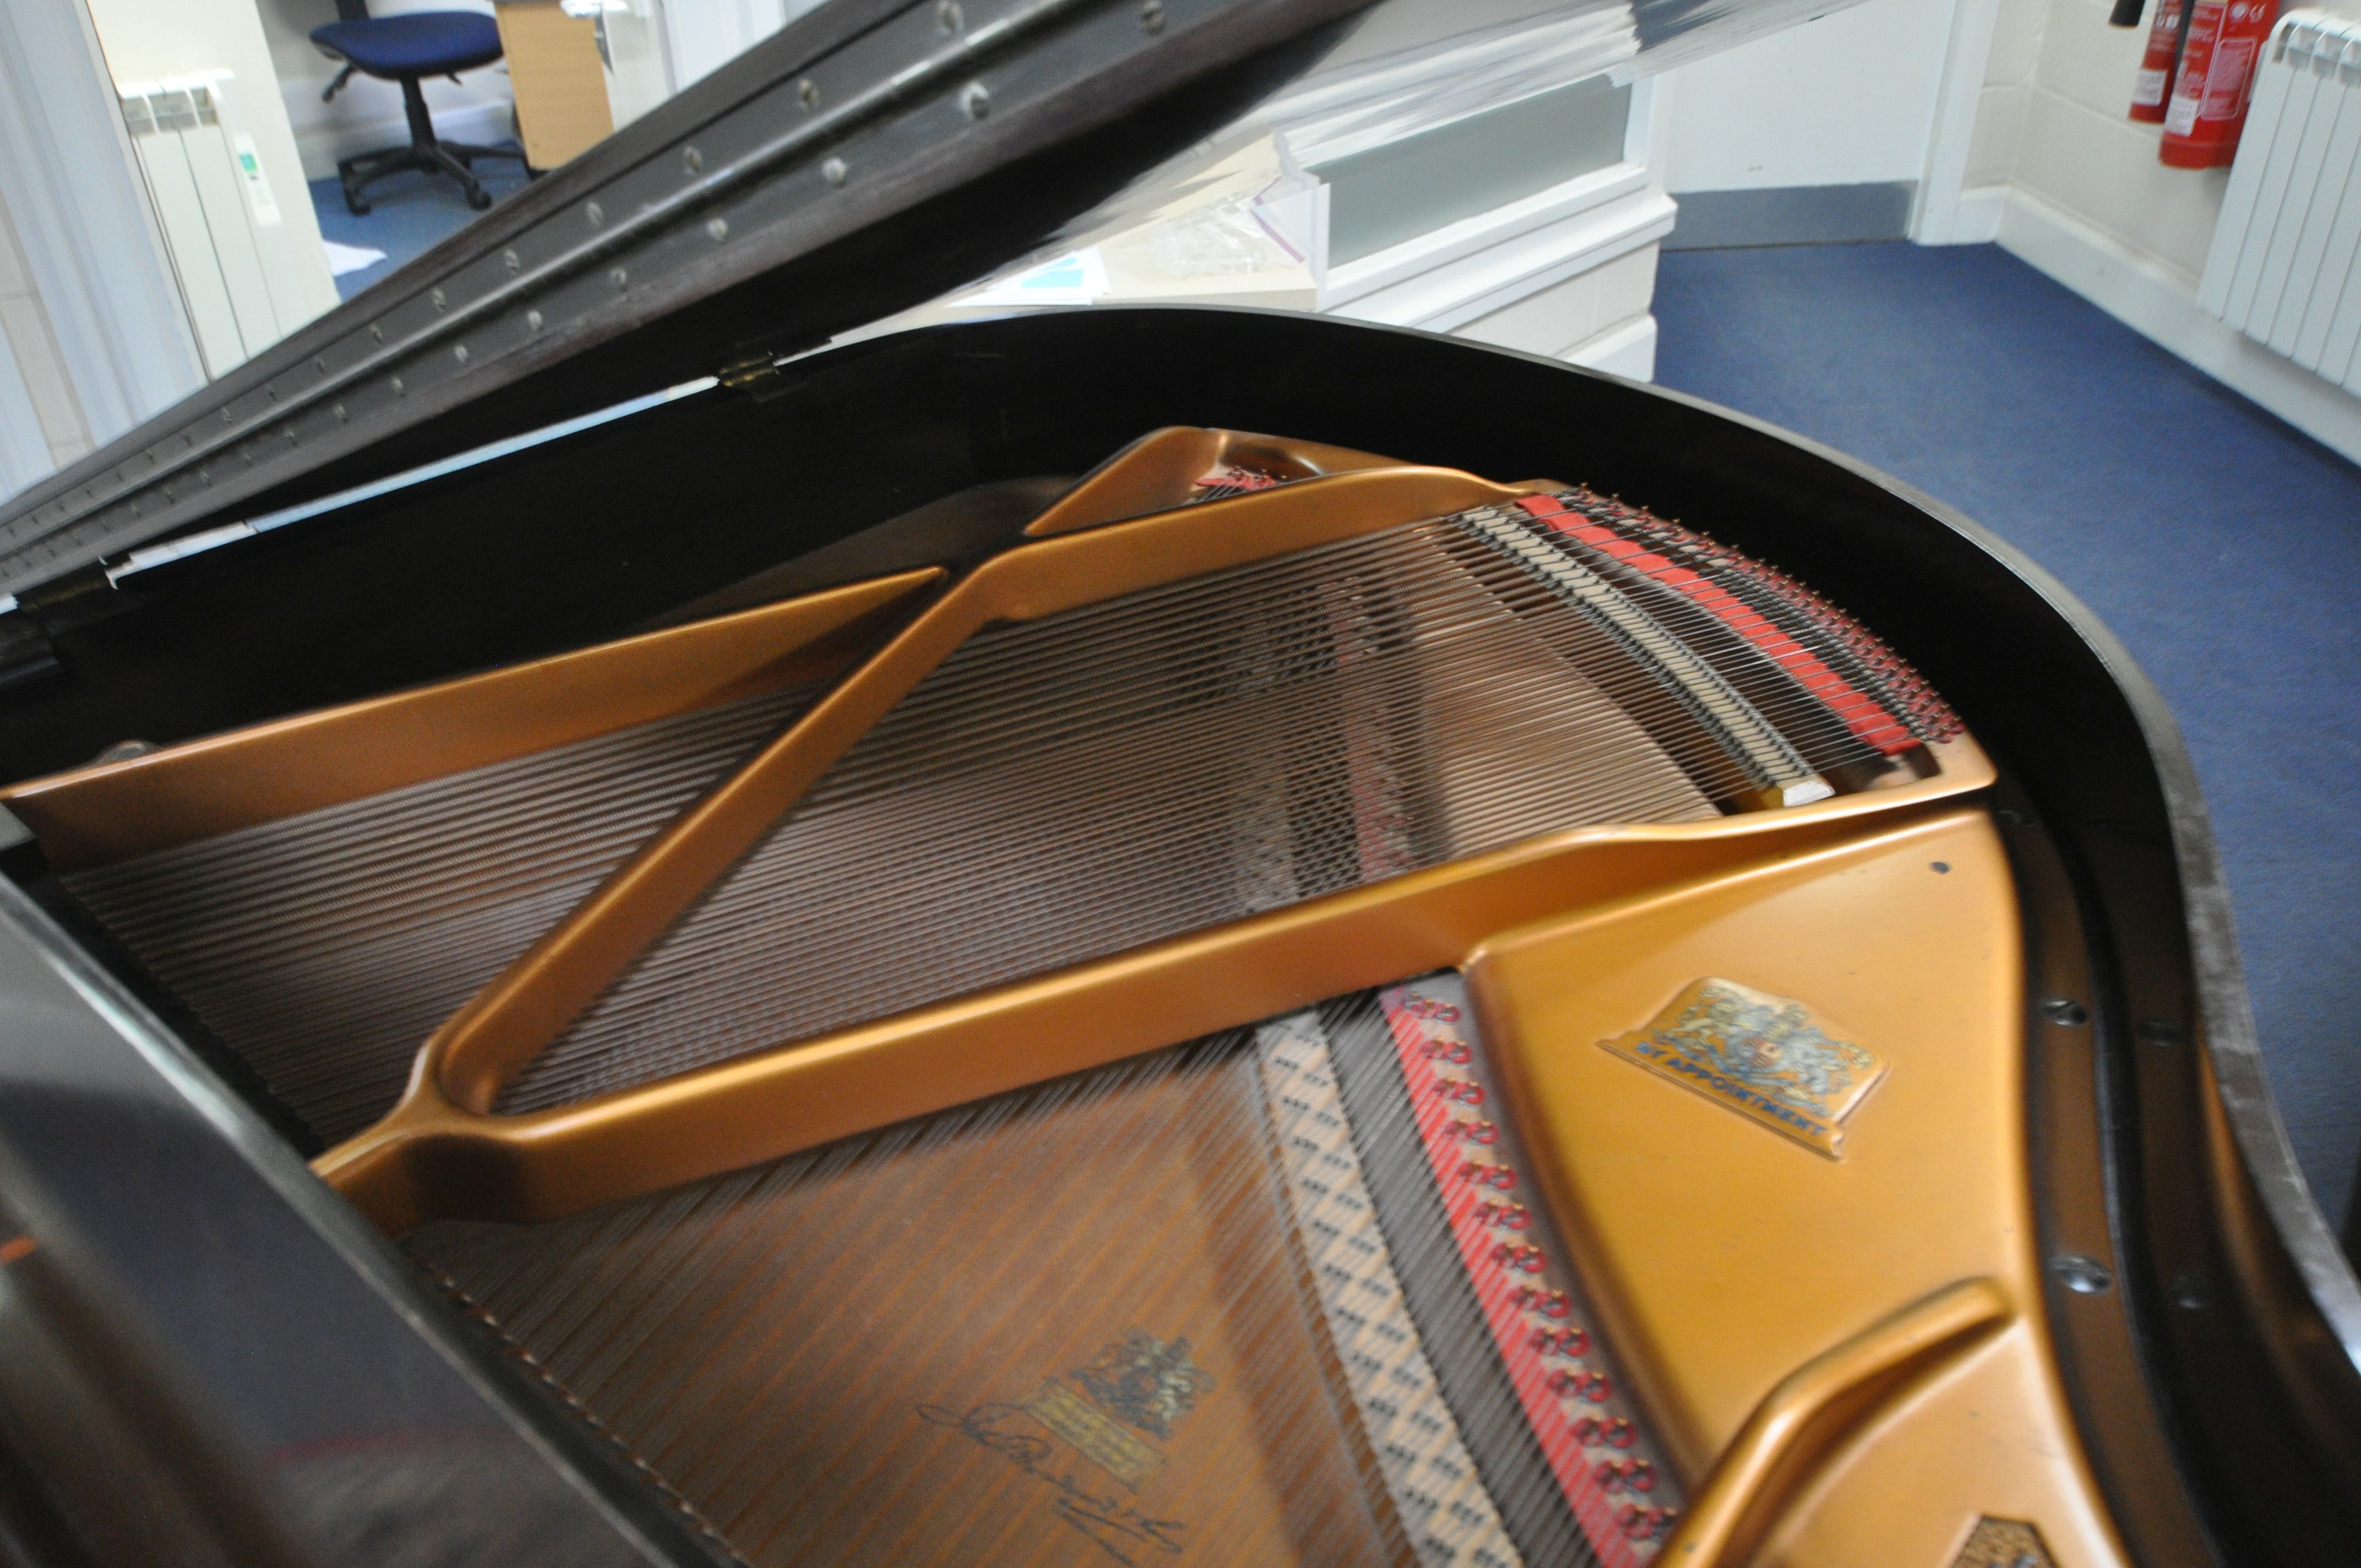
top-left (1019, 1379), bottom-right (1165, 1488)
top-left (1600, 978), bottom-right (1885, 1158)
top-left (1949, 1516), bottom-right (2055, 1567)
top-left (1073, 1330), bottom-right (1213, 1441)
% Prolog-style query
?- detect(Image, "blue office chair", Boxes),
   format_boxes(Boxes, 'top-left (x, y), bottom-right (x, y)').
top-left (313, 2), bottom-right (526, 214)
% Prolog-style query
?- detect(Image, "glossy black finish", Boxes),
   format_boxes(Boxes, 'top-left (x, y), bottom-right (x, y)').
top-left (4, 306), bottom-right (2356, 1560)
top-left (0, 0), bottom-right (1857, 601)
top-left (2007, 789), bottom-right (2223, 1567)
top-left (0, 874), bottom-right (719, 1567)
top-left (0, 0), bottom-right (1367, 596)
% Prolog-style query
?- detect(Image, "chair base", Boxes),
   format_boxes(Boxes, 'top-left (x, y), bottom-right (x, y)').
top-left (338, 140), bottom-right (521, 215)
top-left (335, 76), bottom-right (526, 216)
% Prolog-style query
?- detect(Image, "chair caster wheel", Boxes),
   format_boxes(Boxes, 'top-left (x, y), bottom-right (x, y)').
top-left (345, 195), bottom-right (372, 216)
top-left (466, 186), bottom-right (493, 211)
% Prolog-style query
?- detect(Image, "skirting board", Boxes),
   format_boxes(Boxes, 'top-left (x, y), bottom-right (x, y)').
top-left (1662, 182), bottom-right (1917, 251)
top-left (1996, 187), bottom-right (2361, 469)
top-left (1328, 181), bottom-right (1674, 336)
top-left (1921, 184), bottom-right (2005, 246)
top-left (1562, 313), bottom-right (1657, 382)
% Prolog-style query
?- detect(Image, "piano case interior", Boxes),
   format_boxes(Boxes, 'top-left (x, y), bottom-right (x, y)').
top-left (0, 361), bottom-right (2166, 1568)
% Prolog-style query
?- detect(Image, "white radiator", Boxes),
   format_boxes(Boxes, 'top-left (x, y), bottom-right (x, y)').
top-left (118, 73), bottom-right (313, 379)
top-left (2197, 12), bottom-right (2361, 390)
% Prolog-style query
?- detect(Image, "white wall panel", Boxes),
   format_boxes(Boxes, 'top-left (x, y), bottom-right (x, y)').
top-left (86, 0), bottom-right (339, 322)
top-left (0, 0), bottom-right (202, 443)
top-left (1653, 0), bottom-right (1959, 193)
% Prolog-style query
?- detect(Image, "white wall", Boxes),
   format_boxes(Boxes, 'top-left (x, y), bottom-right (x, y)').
top-left (1973, 0), bottom-right (2361, 275)
top-left (0, 0), bottom-right (203, 466)
top-left (1957, 0), bottom-right (2361, 461)
top-left (663, 0), bottom-right (784, 91)
top-left (255, 0), bottom-right (517, 182)
top-left (84, 0), bottom-right (340, 320)
top-left (1653, 0), bottom-right (1961, 194)
top-left (662, 0), bottom-right (832, 92)
top-left (0, 186), bottom-right (90, 497)
top-left (1972, 0), bottom-right (2228, 276)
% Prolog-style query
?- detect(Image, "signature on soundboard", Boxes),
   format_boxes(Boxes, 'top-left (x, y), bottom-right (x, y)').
top-left (917, 1402), bottom-right (1189, 1565)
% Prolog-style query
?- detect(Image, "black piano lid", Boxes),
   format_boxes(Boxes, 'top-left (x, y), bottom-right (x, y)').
top-left (0, 0), bottom-right (1839, 602)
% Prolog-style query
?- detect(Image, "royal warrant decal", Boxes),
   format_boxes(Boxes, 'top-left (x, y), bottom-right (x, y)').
top-left (1020, 1378), bottom-right (1166, 1488)
top-left (1598, 978), bottom-right (1884, 1158)
top-left (1073, 1331), bottom-right (1214, 1442)
top-left (1947, 1516), bottom-right (2056, 1568)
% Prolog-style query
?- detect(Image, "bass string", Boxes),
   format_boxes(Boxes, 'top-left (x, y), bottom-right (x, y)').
top-left (505, 717), bottom-right (1701, 1108)
top-left (421, 1000), bottom-right (1606, 1568)
top-left (1549, 503), bottom-right (1920, 735)
top-left (1444, 509), bottom-right (1808, 792)
top-left (1429, 511), bottom-right (1888, 788)
top-left (426, 1032), bottom-right (1426, 1566)
top-left (870, 518), bottom-right (1830, 788)
top-left (512, 517), bottom-right (1804, 1100)
top-left (63, 685), bottom-right (819, 1144)
top-left (1548, 493), bottom-right (1960, 742)
top-left (1443, 516), bottom-right (1879, 774)
top-left (79, 494), bottom-right (1917, 1131)
top-left (1464, 503), bottom-right (1902, 752)
top-left (825, 514), bottom-right (1824, 775)
top-left (69, 688), bottom-right (813, 949)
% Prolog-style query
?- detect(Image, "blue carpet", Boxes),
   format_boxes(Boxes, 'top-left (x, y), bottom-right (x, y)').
top-left (1653, 240), bottom-right (2361, 1230)
top-left (309, 150), bottom-right (532, 300)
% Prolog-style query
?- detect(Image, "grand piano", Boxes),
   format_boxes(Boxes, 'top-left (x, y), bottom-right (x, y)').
top-left (0, 2), bottom-right (2352, 1565)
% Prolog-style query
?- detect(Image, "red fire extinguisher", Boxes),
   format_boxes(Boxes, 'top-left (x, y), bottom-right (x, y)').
top-left (2130, 0), bottom-right (2188, 122)
top-left (2161, 0), bottom-right (2279, 166)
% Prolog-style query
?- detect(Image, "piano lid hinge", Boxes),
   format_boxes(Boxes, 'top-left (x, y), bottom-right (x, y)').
top-left (717, 350), bottom-right (788, 401)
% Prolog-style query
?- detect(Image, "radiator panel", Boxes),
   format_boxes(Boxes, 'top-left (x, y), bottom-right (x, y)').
top-left (2200, 11), bottom-right (2361, 389)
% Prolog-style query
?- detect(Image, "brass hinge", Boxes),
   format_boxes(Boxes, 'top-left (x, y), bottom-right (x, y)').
top-left (717, 351), bottom-right (786, 400)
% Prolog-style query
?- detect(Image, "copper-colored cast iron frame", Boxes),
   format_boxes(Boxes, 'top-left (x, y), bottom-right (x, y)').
top-left (3, 455), bottom-right (1995, 1237)
top-left (339, 458), bottom-right (1987, 1227)
top-left (9, 459), bottom-right (1566, 1202)
top-left (375, 463), bottom-right (1546, 1135)
top-left (325, 749), bottom-right (1988, 1231)
top-left (1022, 424), bottom-right (1407, 537)
top-left (1657, 1278), bottom-right (2012, 1565)
top-left (2, 570), bottom-right (945, 870)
